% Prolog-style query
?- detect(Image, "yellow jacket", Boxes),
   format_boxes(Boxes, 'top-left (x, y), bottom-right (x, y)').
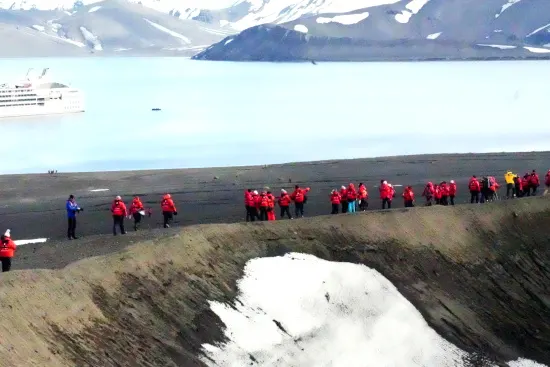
top-left (504, 171), bottom-right (515, 184)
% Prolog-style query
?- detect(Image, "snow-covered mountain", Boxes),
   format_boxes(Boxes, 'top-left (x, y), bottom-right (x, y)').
top-left (193, 0), bottom-right (550, 61)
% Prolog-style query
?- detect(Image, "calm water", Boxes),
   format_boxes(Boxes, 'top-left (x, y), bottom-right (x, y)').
top-left (0, 57), bottom-right (549, 174)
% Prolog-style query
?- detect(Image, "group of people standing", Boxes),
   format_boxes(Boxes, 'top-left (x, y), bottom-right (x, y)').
top-left (244, 185), bottom-right (311, 221)
top-left (65, 193), bottom-right (178, 239)
top-left (503, 170), bottom-right (549, 199)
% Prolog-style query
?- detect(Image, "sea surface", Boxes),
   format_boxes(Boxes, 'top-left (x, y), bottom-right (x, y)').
top-left (0, 57), bottom-right (549, 174)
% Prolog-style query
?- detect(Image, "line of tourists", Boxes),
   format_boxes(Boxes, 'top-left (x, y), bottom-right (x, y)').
top-left (503, 170), bottom-right (548, 199)
top-left (244, 185), bottom-right (310, 221)
top-left (65, 193), bottom-right (177, 239)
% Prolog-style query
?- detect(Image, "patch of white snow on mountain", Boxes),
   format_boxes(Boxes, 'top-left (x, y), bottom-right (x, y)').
top-left (294, 24), bottom-right (308, 33)
top-left (526, 23), bottom-right (550, 38)
top-left (201, 252), bottom-right (468, 366)
top-left (198, 26), bottom-right (234, 36)
top-left (224, 38), bottom-right (234, 45)
top-left (524, 46), bottom-right (550, 53)
top-left (31, 25), bottom-right (45, 32)
top-left (143, 18), bottom-right (191, 43)
top-left (231, 0), bottom-right (399, 31)
top-left (427, 32), bottom-right (442, 39)
top-left (79, 26), bottom-right (103, 51)
top-left (316, 12), bottom-right (370, 25)
top-left (219, 20), bottom-right (230, 27)
top-left (88, 5), bottom-right (101, 12)
top-left (495, 0), bottom-right (522, 18)
top-left (508, 359), bottom-right (548, 367)
top-left (395, 0), bottom-right (431, 24)
top-left (477, 44), bottom-right (517, 49)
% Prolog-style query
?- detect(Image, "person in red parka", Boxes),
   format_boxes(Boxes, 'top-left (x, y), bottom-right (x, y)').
top-left (529, 170), bottom-right (540, 196)
top-left (161, 193), bottom-right (177, 228)
top-left (330, 189), bottom-right (341, 214)
top-left (346, 183), bottom-right (357, 213)
top-left (521, 173), bottom-right (531, 197)
top-left (258, 191), bottom-right (269, 221)
top-left (434, 185), bottom-right (442, 205)
top-left (402, 186), bottom-right (415, 208)
top-left (544, 170), bottom-right (550, 196)
top-left (379, 180), bottom-right (392, 209)
top-left (111, 195), bottom-right (127, 235)
top-left (468, 175), bottom-right (481, 203)
top-left (267, 191), bottom-right (276, 221)
top-left (0, 229), bottom-right (16, 272)
top-left (249, 190), bottom-right (260, 221)
top-left (245, 189), bottom-right (254, 222)
top-left (358, 183), bottom-right (368, 211)
top-left (422, 182), bottom-right (435, 206)
top-left (291, 185), bottom-right (310, 218)
top-left (449, 180), bottom-right (457, 205)
top-left (129, 196), bottom-right (145, 231)
top-left (278, 189), bottom-right (292, 219)
top-left (339, 186), bottom-right (348, 213)
top-left (439, 181), bottom-right (449, 206)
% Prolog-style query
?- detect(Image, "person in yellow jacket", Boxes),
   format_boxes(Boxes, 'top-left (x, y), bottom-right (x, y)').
top-left (504, 171), bottom-right (515, 199)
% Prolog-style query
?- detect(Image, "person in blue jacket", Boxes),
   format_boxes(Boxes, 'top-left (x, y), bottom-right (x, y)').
top-left (66, 194), bottom-right (83, 240)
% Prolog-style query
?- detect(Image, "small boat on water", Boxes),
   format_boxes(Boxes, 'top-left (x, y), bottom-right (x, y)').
top-left (152, 108), bottom-right (161, 111)
top-left (0, 68), bottom-right (84, 118)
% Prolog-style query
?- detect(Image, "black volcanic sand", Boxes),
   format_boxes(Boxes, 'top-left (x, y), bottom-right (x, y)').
top-left (0, 197), bottom-right (549, 366)
top-left (6, 151), bottom-right (550, 271)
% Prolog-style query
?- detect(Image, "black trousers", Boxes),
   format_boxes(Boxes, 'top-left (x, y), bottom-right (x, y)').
top-left (67, 217), bottom-right (77, 238)
top-left (515, 185), bottom-right (523, 197)
top-left (532, 185), bottom-right (538, 195)
top-left (470, 191), bottom-right (480, 203)
top-left (113, 215), bottom-right (125, 235)
top-left (259, 207), bottom-right (268, 221)
top-left (404, 200), bottom-right (414, 208)
top-left (506, 183), bottom-right (514, 198)
top-left (280, 206), bottom-right (292, 219)
top-left (382, 198), bottom-right (391, 209)
top-left (163, 211), bottom-right (173, 228)
top-left (295, 202), bottom-right (304, 217)
top-left (331, 204), bottom-right (339, 214)
top-left (450, 195), bottom-right (455, 205)
top-left (133, 213), bottom-right (142, 230)
top-left (245, 205), bottom-right (252, 222)
top-left (440, 196), bottom-right (448, 206)
top-left (341, 200), bottom-right (348, 213)
top-left (0, 257), bottom-right (12, 272)
top-left (359, 200), bottom-right (368, 211)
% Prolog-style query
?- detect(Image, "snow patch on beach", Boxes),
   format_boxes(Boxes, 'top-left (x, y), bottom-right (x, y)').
top-left (524, 46), bottom-right (550, 53)
top-left (88, 5), bottom-right (101, 12)
top-left (495, 0), bottom-right (522, 18)
top-left (14, 238), bottom-right (47, 246)
top-left (201, 253), bottom-right (469, 366)
top-left (293, 24), bottom-right (308, 33)
top-left (143, 18), bottom-right (191, 43)
top-left (477, 44), bottom-right (517, 49)
top-left (79, 26), bottom-right (103, 50)
top-left (316, 12), bottom-right (369, 25)
top-left (508, 359), bottom-right (548, 367)
top-left (89, 188), bottom-right (110, 192)
top-left (395, 0), bottom-right (430, 24)
top-left (427, 32), bottom-right (442, 39)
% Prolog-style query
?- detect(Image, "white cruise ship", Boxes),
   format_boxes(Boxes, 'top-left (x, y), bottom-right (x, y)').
top-left (0, 68), bottom-right (84, 118)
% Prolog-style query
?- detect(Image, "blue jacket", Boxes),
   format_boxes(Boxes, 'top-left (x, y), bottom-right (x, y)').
top-left (66, 200), bottom-right (80, 218)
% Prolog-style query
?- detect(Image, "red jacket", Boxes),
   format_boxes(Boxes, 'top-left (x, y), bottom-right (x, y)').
top-left (330, 192), bottom-right (341, 204)
top-left (259, 194), bottom-right (269, 208)
top-left (423, 183), bottom-right (434, 197)
top-left (449, 183), bottom-right (457, 196)
top-left (546, 171), bottom-right (550, 186)
top-left (278, 193), bottom-right (291, 207)
top-left (339, 188), bottom-right (347, 201)
top-left (434, 186), bottom-right (442, 200)
top-left (530, 174), bottom-right (540, 187)
top-left (0, 238), bottom-right (16, 258)
top-left (346, 184), bottom-right (357, 201)
top-left (358, 185), bottom-right (368, 199)
top-left (111, 199), bottom-right (127, 216)
top-left (245, 191), bottom-right (254, 206)
top-left (440, 184), bottom-right (449, 196)
top-left (267, 194), bottom-right (275, 209)
top-left (291, 188), bottom-right (310, 203)
top-left (379, 183), bottom-right (391, 199)
top-left (161, 196), bottom-right (177, 213)
top-left (253, 194), bottom-right (261, 209)
top-left (129, 198), bottom-right (144, 214)
top-left (521, 176), bottom-right (529, 189)
top-left (402, 188), bottom-right (414, 201)
top-left (468, 178), bottom-right (480, 192)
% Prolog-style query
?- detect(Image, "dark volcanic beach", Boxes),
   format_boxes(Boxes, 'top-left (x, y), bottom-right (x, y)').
top-left (6, 151), bottom-right (550, 270)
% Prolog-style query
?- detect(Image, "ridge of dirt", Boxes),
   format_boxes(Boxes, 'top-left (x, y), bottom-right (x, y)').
top-left (0, 197), bottom-right (549, 366)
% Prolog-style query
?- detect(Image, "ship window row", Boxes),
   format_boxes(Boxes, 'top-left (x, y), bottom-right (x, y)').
top-left (0, 99), bottom-right (38, 103)
top-left (0, 103), bottom-right (40, 107)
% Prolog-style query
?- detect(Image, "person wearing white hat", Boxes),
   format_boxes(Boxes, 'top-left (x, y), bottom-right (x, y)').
top-left (0, 229), bottom-right (16, 272)
top-left (111, 196), bottom-right (127, 235)
top-left (449, 180), bottom-right (457, 205)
